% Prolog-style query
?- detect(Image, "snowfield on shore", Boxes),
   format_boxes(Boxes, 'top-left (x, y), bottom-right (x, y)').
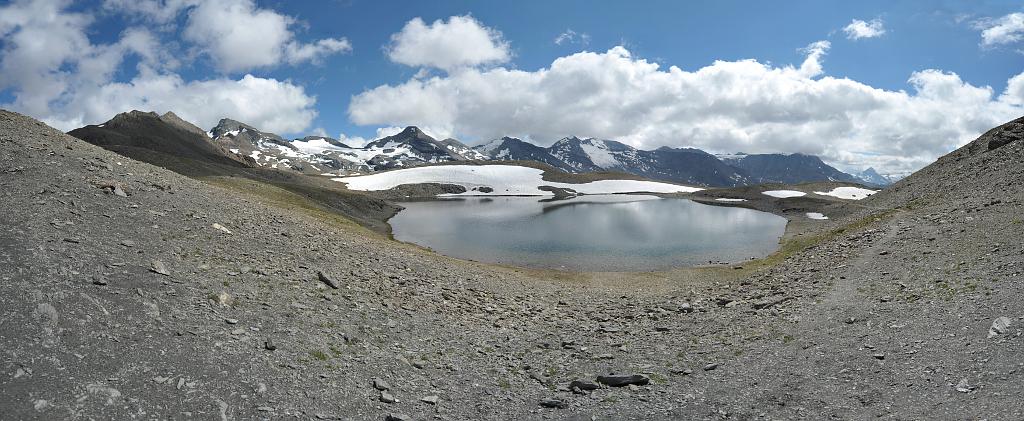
top-left (762, 190), bottom-right (807, 198)
top-left (814, 186), bottom-right (877, 200)
top-left (334, 165), bottom-right (702, 196)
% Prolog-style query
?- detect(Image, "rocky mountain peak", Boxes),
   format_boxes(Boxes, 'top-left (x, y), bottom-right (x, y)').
top-left (158, 112), bottom-right (206, 137)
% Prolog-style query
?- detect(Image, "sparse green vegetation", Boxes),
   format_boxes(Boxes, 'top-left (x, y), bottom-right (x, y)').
top-left (309, 349), bottom-right (329, 361)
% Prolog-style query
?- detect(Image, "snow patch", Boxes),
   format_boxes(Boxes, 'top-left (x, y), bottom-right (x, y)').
top-left (814, 187), bottom-right (877, 200)
top-left (334, 165), bottom-right (702, 196)
top-left (806, 212), bottom-right (829, 220)
top-left (292, 137), bottom-right (347, 155)
top-left (762, 190), bottom-right (807, 198)
top-left (580, 140), bottom-right (619, 168)
top-left (715, 198), bottom-right (747, 202)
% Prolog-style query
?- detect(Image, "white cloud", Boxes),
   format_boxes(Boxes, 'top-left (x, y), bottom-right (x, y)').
top-left (338, 132), bottom-right (368, 148)
top-left (349, 43), bottom-right (1023, 174)
top-left (798, 40), bottom-right (830, 77)
top-left (0, 0), bottom-right (319, 135)
top-left (182, 0), bottom-right (350, 73)
top-left (975, 12), bottom-right (1024, 47)
top-left (386, 15), bottom-right (510, 71)
top-left (375, 126), bottom-right (405, 138)
top-left (1000, 72), bottom-right (1024, 105)
top-left (554, 29), bottom-right (590, 46)
top-left (843, 18), bottom-right (886, 40)
top-left (51, 71), bottom-right (317, 134)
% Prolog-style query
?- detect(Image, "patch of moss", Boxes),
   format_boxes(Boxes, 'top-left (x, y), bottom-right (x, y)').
top-left (309, 349), bottom-right (329, 361)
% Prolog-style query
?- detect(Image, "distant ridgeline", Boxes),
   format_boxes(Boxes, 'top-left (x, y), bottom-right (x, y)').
top-left (68, 110), bottom-right (892, 188)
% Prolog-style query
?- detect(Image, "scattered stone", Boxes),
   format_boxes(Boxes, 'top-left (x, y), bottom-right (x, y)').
top-left (385, 413), bottom-right (411, 421)
top-left (92, 277), bottom-right (108, 286)
top-left (679, 302), bottom-right (693, 313)
top-left (752, 296), bottom-right (793, 310)
top-left (225, 318), bottom-right (239, 325)
top-left (596, 374), bottom-right (649, 387)
top-left (569, 379), bottom-right (600, 393)
top-left (703, 363), bottom-right (719, 371)
top-left (211, 223), bottom-right (232, 234)
top-left (215, 291), bottom-right (233, 307)
top-left (539, 399), bottom-right (568, 409)
top-left (372, 378), bottom-right (391, 391)
top-left (988, 316), bottom-right (1012, 338)
top-left (379, 391), bottom-right (397, 404)
top-left (256, 406), bottom-right (274, 412)
top-left (872, 353), bottom-right (885, 360)
top-left (955, 378), bottom-right (975, 393)
top-left (264, 339), bottom-right (277, 351)
top-left (119, 240), bottom-right (136, 247)
top-left (318, 271), bottom-right (340, 289)
top-left (149, 261), bottom-right (170, 276)
top-left (420, 395), bottom-right (439, 405)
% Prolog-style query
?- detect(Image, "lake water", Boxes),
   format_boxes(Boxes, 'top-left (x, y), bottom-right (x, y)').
top-left (389, 195), bottom-right (787, 272)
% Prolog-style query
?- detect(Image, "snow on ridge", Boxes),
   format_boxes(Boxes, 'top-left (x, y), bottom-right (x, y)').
top-left (334, 165), bottom-right (702, 196)
top-left (292, 137), bottom-right (347, 155)
top-left (762, 190), bottom-right (807, 198)
top-left (814, 187), bottom-right (877, 200)
top-left (580, 140), bottom-right (619, 169)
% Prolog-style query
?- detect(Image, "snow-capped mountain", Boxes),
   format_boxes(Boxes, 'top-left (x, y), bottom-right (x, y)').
top-left (475, 137), bottom-right (751, 186)
top-left (70, 111), bottom-right (867, 187)
top-left (716, 152), bottom-right (862, 185)
top-left (855, 167), bottom-right (901, 186)
top-left (209, 122), bottom-right (484, 175)
top-left (474, 136), bottom-right (570, 169)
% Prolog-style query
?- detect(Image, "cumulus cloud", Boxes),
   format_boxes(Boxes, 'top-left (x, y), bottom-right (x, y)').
top-left (843, 18), bottom-right (886, 40)
top-left (349, 43), bottom-right (1023, 173)
top-left (0, 0), bottom-right (319, 134)
top-left (338, 132), bottom-right (368, 148)
top-left (554, 29), bottom-right (590, 46)
top-left (974, 12), bottom-right (1024, 47)
top-left (386, 15), bottom-right (510, 71)
top-left (183, 0), bottom-right (350, 73)
top-left (51, 71), bottom-right (317, 133)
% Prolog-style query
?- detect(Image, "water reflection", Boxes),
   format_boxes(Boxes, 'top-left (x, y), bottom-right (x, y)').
top-left (389, 195), bottom-right (786, 271)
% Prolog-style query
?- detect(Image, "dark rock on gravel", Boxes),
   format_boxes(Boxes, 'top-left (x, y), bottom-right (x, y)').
top-left (539, 398), bottom-right (568, 409)
top-left (569, 379), bottom-right (600, 392)
top-left (318, 271), bottom-right (340, 289)
top-left (596, 374), bottom-right (650, 387)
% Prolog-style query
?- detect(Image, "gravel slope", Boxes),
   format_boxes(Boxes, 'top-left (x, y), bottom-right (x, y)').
top-left (1, 109), bottom-right (1022, 420)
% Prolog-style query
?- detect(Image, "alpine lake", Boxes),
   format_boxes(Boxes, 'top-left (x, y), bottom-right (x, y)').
top-left (388, 195), bottom-right (787, 272)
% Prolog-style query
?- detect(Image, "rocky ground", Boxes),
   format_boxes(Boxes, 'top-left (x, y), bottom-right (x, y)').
top-left (1, 109), bottom-right (1022, 420)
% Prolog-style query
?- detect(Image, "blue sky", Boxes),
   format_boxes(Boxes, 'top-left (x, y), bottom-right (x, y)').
top-left (1, 0), bottom-right (1023, 172)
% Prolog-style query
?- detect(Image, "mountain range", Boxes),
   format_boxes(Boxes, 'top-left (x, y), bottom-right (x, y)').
top-left (68, 111), bottom-right (894, 187)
